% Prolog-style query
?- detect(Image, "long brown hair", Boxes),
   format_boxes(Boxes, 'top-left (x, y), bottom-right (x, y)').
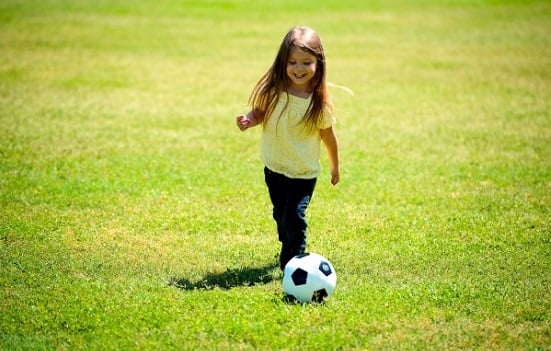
top-left (248, 26), bottom-right (333, 133)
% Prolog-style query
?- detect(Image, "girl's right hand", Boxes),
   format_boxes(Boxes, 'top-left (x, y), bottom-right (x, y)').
top-left (236, 115), bottom-right (251, 131)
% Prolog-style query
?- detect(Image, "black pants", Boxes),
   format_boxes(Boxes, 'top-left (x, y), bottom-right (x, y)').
top-left (264, 167), bottom-right (317, 270)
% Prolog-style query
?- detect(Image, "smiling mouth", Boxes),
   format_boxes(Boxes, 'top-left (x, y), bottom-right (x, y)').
top-left (294, 73), bottom-right (306, 79)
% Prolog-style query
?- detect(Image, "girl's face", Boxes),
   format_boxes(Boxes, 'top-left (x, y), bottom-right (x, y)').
top-left (286, 46), bottom-right (317, 93)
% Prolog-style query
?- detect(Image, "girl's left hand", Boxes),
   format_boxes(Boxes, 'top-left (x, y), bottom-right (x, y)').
top-left (330, 168), bottom-right (340, 185)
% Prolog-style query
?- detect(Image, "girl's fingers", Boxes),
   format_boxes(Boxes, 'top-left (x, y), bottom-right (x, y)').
top-left (236, 115), bottom-right (250, 130)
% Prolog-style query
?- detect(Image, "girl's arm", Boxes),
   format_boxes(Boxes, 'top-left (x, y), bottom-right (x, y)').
top-left (236, 110), bottom-right (261, 131)
top-left (320, 126), bottom-right (340, 185)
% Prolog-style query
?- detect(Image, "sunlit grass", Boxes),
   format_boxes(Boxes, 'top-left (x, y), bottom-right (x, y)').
top-left (1, 0), bottom-right (549, 350)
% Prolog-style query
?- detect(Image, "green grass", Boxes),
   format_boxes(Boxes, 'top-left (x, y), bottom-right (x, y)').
top-left (1, 0), bottom-right (549, 350)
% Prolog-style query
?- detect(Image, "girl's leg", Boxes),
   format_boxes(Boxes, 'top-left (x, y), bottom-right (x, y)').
top-left (264, 167), bottom-right (317, 270)
top-left (284, 177), bottom-right (317, 263)
top-left (264, 168), bottom-right (289, 267)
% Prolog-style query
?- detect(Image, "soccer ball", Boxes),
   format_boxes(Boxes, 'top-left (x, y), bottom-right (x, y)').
top-left (282, 253), bottom-right (337, 303)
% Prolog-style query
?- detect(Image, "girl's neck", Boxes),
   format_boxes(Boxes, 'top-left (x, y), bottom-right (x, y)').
top-left (286, 86), bottom-right (312, 99)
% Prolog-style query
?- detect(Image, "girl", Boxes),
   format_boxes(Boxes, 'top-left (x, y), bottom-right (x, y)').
top-left (236, 26), bottom-right (339, 270)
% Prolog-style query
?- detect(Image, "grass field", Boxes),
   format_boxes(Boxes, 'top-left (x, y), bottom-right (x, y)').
top-left (1, 0), bottom-right (550, 350)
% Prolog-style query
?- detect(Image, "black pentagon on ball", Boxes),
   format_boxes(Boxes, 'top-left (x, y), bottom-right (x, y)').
top-left (312, 289), bottom-right (328, 303)
top-left (318, 261), bottom-right (332, 276)
top-left (291, 268), bottom-right (308, 285)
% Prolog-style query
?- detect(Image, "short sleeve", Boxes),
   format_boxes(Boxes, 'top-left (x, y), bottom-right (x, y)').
top-left (319, 106), bottom-right (335, 130)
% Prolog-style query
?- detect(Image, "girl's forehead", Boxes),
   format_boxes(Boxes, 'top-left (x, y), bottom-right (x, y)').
top-left (288, 46), bottom-right (316, 60)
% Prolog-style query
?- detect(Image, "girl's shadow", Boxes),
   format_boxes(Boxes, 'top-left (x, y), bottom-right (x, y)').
top-left (169, 263), bottom-right (279, 290)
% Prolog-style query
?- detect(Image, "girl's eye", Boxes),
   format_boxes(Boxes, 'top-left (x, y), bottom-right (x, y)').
top-left (303, 62), bottom-right (312, 65)
top-left (288, 61), bottom-right (296, 65)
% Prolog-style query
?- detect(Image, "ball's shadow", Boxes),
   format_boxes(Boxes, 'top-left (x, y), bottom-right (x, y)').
top-left (169, 263), bottom-right (279, 291)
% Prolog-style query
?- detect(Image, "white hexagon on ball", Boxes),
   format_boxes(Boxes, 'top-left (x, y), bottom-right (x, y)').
top-left (282, 252), bottom-right (337, 303)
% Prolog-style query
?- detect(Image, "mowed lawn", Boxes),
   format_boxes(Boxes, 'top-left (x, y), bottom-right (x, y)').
top-left (0, 0), bottom-right (549, 350)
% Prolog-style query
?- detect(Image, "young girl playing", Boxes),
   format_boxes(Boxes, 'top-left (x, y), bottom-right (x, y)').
top-left (236, 26), bottom-right (340, 270)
